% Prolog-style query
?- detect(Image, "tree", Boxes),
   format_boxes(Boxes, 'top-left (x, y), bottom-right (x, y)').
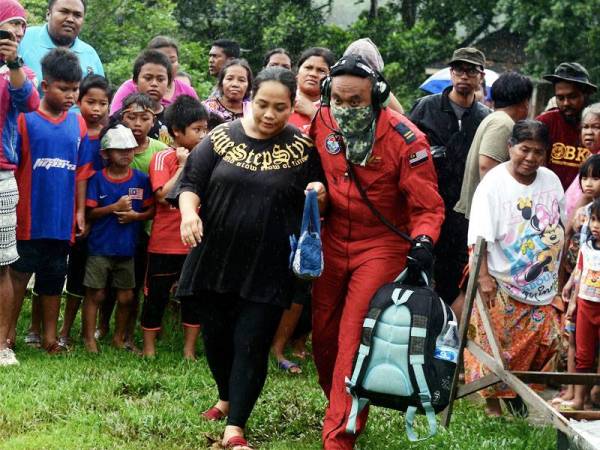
top-left (499, 0), bottom-right (600, 84)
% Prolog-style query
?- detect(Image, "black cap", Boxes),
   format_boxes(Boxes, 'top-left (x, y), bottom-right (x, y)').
top-left (543, 62), bottom-right (597, 92)
top-left (330, 54), bottom-right (377, 79)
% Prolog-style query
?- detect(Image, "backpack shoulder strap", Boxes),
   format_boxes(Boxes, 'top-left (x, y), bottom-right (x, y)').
top-left (344, 293), bottom-right (395, 434)
top-left (405, 314), bottom-right (437, 441)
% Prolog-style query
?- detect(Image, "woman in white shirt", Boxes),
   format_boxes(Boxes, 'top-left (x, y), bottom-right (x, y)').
top-left (464, 120), bottom-right (565, 417)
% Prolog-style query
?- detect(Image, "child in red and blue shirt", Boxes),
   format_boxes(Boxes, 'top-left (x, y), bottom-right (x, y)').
top-left (10, 48), bottom-right (93, 354)
top-left (142, 95), bottom-right (208, 358)
top-left (59, 73), bottom-right (112, 348)
top-left (82, 124), bottom-right (153, 353)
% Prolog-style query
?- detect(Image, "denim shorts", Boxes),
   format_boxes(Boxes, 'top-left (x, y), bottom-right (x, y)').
top-left (11, 239), bottom-right (70, 295)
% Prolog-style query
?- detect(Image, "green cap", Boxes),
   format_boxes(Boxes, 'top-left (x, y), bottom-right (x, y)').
top-left (449, 47), bottom-right (486, 68)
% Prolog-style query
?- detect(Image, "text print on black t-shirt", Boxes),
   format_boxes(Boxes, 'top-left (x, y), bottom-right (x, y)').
top-left (211, 125), bottom-right (313, 171)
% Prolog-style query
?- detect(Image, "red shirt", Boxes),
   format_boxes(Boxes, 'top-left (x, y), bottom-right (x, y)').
top-left (148, 149), bottom-right (188, 255)
top-left (537, 109), bottom-right (588, 190)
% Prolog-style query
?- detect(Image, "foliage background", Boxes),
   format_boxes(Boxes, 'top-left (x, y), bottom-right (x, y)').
top-left (19, 0), bottom-right (600, 106)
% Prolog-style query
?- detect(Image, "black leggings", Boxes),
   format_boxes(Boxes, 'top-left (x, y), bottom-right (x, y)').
top-left (199, 291), bottom-right (283, 428)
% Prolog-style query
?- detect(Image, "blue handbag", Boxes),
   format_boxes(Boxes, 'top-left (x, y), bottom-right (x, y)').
top-left (289, 189), bottom-right (323, 279)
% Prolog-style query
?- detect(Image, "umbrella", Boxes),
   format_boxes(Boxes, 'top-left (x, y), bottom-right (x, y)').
top-left (419, 67), bottom-right (500, 95)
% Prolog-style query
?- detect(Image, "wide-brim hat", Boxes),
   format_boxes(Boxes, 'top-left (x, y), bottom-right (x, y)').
top-left (543, 62), bottom-right (597, 92)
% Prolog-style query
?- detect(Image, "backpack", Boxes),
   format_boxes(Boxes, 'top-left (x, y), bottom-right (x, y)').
top-left (344, 270), bottom-right (457, 441)
top-left (289, 189), bottom-right (323, 279)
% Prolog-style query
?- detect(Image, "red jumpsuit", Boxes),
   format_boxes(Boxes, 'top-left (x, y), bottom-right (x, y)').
top-left (310, 106), bottom-right (444, 449)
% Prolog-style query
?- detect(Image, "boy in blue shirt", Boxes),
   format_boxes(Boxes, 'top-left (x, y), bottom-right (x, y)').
top-left (82, 124), bottom-right (153, 353)
top-left (9, 48), bottom-right (94, 354)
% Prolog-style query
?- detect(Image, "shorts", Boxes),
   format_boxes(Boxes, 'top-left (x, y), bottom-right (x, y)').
top-left (0, 174), bottom-right (19, 266)
top-left (84, 255), bottom-right (135, 290)
top-left (65, 238), bottom-right (88, 298)
top-left (11, 239), bottom-right (70, 295)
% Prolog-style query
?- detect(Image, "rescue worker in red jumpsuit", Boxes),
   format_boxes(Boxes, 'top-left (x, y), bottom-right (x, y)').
top-left (310, 55), bottom-right (445, 449)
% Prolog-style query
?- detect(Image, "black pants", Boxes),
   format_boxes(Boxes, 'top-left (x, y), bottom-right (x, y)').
top-left (433, 209), bottom-right (469, 304)
top-left (141, 253), bottom-right (188, 330)
top-left (199, 291), bottom-right (283, 428)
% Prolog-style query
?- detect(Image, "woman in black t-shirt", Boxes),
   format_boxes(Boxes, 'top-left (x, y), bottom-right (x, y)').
top-left (177, 67), bottom-right (326, 450)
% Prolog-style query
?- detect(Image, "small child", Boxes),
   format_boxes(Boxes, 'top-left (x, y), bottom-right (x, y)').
top-left (566, 198), bottom-right (600, 410)
top-left (9, 48), bottom-right (94, 353)
top-left (112, 50), bottom-right (173, 145)
top-left (82, 124), bottom-right (154, 353)
top-left (560, 154), bottom-right (600, 406)
top-left (95, 93), bottom-right (166, 342)
top-left (141, 95), bottom-right (208, 358)
top-left (58, 74), bottom-right (112, 348)
top-left (120, 93), bottom-right (168, 174)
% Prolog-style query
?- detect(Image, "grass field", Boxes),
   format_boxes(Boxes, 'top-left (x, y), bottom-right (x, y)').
top-left (0, 302), bottom-right (557, 449)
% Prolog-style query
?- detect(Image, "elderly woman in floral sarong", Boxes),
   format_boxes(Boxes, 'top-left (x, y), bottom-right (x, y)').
top-left (464, 120), bottom-right (565, 416)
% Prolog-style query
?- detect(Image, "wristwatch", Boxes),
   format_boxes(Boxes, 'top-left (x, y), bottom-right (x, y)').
top-left (6, 57), bottom-right (24, 70)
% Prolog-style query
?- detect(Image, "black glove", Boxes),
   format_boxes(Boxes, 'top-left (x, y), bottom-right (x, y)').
top-left (405, 235), bottom-right (434, 286)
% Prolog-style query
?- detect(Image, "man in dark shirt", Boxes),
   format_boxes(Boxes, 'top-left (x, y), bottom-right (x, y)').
top-left (536, 62), bottom-right (597, 189)
top-left (409, 47), bottom-right (490, 305)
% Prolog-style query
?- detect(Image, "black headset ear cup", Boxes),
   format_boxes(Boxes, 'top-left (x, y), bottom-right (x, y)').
top-left (372, 72), bottom-right (391, 111)
top-left (320, 76), bottom-right (332, 107)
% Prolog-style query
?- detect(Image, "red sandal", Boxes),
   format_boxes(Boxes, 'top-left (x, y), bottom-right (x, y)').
top-left (200, 406), bottom-right (226, 421)
top-left (224, 436), bottom-right (253, 449)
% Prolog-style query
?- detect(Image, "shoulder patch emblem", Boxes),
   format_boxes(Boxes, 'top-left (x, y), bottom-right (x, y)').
top-left (393, 122), bottom-right (417, 144)
top-left (409, 149), bottom-right (429, 168)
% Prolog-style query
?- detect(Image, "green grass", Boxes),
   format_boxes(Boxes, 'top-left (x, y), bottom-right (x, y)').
top-left (0, 302), bottom-right (556, 449)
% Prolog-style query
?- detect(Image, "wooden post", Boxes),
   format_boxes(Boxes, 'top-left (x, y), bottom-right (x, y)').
top-left (442, 237), bottom-right (486, 426)
top-left (442, 235), bottom-right (600, 449)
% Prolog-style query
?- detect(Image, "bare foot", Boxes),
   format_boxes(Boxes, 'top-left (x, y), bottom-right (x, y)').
top-left (183, 352), bottom-right (196, 361)
top-left (112, 339), bottom-right (141, 355)
top-left (83, 338), bottom-right (99, 353)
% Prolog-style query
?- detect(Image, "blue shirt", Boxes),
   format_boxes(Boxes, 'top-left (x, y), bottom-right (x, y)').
top-left (19, 25), bottom-right (104, 96)
top-left (86, 168), bottom-right (153, 257)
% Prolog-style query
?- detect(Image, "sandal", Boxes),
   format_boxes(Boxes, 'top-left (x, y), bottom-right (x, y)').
top-left (44, 342), bottom-right (67, 355)
top-left (24, 332), bottom-right (41, 348)
top-left (278, 359), bottom-right (302, 374)
top-left (557, 401), bottom-right (578, 412)
top-left (223, 435), bottom-right (253, 449)
top-left (201, 406), bottom-right (226, 421)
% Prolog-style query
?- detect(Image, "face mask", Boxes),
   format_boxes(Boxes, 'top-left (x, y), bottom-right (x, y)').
top-left (331, 104), bottom-right (376, 166)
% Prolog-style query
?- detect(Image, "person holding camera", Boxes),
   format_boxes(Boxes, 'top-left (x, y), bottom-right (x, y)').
top-left (0, 0), bottom-right (40, 366)
top-left (409, 47), bottom-right (491, 306)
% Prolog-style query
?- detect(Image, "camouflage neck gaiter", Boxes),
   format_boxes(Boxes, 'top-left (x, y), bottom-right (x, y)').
top-left (331, 104), bottom-right (376, 166)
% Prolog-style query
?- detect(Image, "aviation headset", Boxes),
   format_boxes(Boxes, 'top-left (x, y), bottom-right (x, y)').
top-left (320, 54), bottom-right (391, 113)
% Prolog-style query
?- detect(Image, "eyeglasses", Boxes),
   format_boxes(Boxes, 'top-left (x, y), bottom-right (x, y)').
top-left (451, 66), bottom-right (483, 78)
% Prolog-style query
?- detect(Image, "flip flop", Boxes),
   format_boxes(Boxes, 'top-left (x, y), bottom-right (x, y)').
top-left (201, 406), bottom-right (226, 421)
top-left (558, 401), bottom-right (578, 412)
top-left (223, 435), bottom-right (253, 449)
top-left (278, 359), bottom-right (302, 374)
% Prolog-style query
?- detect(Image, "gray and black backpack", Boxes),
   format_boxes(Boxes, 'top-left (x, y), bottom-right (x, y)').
top-left (344, 270), bottom-right (457, 441)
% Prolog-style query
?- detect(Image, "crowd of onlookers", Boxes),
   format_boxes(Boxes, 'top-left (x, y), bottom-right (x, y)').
top-left (3, 0), bottom-right (600, 448)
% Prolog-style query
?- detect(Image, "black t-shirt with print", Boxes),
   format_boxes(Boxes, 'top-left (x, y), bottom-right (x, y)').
top-left (176, 120), bottom-right (324, 307)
